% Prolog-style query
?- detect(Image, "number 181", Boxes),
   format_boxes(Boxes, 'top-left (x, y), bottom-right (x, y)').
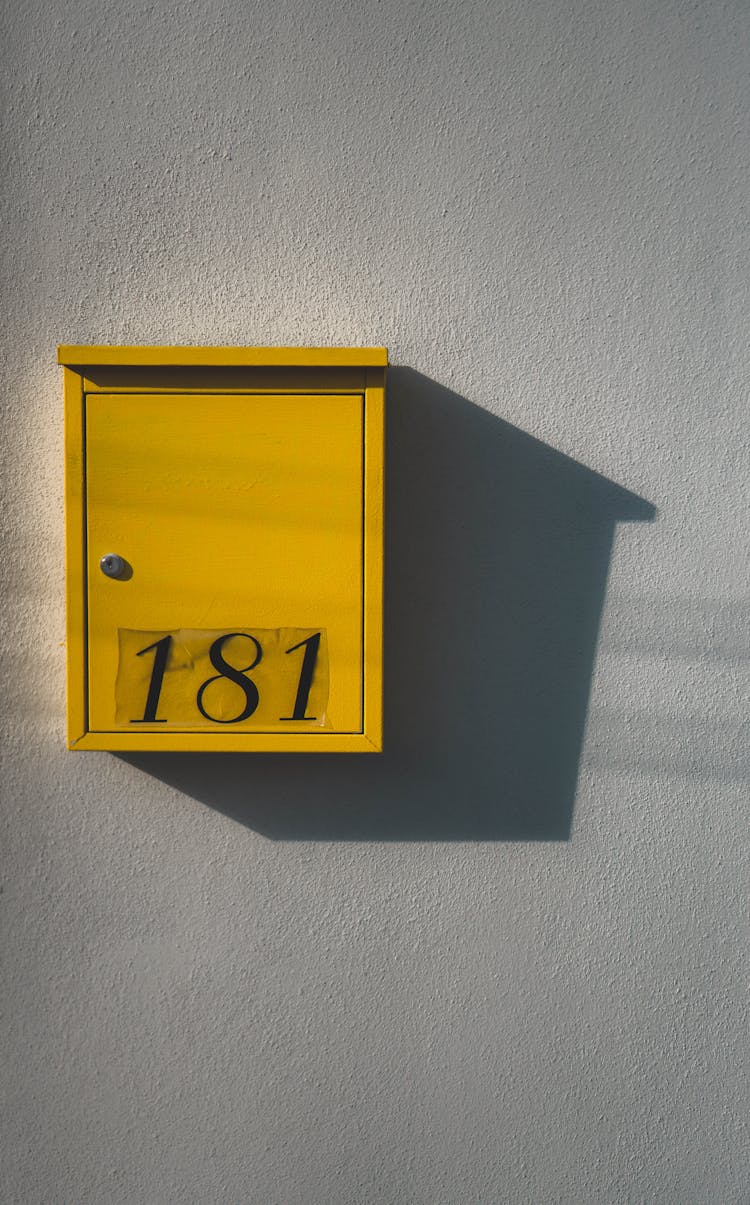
top-left (131, 630), bottom-right (322, 725)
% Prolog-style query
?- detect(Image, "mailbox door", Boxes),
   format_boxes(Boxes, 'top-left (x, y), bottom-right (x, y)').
top-left (85, 392), bottom-right (364, 737)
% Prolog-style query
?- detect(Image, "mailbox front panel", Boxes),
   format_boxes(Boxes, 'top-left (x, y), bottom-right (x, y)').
top-left (61, 347), bottom-right (385, 753)
top-left (86, 391), bottom-right (363, 735)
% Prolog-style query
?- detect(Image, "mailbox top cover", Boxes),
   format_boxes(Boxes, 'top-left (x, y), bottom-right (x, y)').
top-left (58, 345), bottom-right (388, 367)
top-left (62, 346), bottom-right (386, 753)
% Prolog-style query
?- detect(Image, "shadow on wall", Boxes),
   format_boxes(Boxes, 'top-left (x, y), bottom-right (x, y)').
top-left (121, 368), bottom-right (655, 840)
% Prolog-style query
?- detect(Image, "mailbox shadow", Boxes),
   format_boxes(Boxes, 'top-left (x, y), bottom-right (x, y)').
top-left (121, 369), bottom-right (655, 840)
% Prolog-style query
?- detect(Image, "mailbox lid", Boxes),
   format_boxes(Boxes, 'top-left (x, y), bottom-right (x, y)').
top-left (59, 345), bottom-right (387, 368)
top-left (85, 391), bottom-right (365, 735)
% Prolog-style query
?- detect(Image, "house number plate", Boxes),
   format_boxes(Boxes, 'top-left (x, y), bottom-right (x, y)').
top-left (115, 628), bottom-right (330, 729)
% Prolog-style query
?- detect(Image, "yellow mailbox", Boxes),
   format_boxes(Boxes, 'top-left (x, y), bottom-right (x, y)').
top-left (60, 346), bottom-right (386, 752)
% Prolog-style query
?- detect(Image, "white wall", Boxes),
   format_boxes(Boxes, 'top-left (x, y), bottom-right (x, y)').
top-left (2, 0), bottom-right (748, 1201)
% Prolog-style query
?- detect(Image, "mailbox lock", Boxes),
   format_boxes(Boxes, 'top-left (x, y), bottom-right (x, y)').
top-left (100, 553), bottom-right (126, 579)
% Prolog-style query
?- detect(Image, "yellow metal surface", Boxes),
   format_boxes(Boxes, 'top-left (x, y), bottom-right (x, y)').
top-left (59, 345), bottom-right (387, 368)
top-left (363, 370), bottom-right (385, 750)
top-left (63, 347), bottom-right (385, 753)
top-left (69, 731), bottom-right (380, 753)
top-left (85, 391), bottom-right (364, 738)
top-left (82, 366), bottom-right (366, 394)
top-left (63, 367), bottom-right (87, 742)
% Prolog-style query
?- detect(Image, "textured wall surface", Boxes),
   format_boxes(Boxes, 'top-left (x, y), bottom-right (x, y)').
top-left (2, 0), bottom-right (749, 1201)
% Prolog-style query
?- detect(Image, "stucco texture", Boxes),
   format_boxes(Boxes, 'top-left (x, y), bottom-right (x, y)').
top-left (2, 0), bottom-right (748, 1201)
